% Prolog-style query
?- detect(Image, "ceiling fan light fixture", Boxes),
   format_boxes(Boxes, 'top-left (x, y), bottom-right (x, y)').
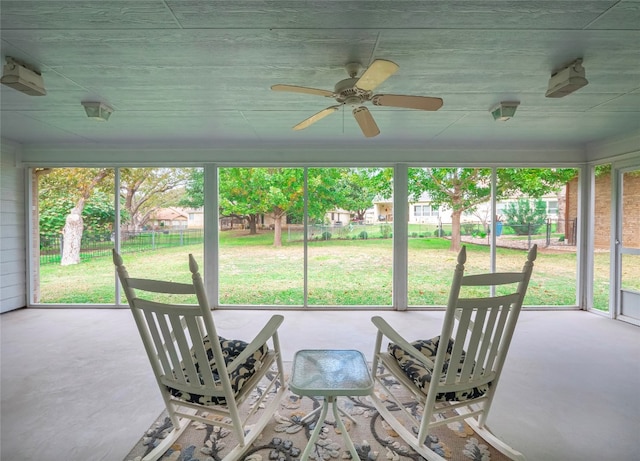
top-left (490, 101), bottom-right (519, 121)
top-left (82, 101), bottom-right (113, 121)
top-left (545, 58), bottom-right (588, 98)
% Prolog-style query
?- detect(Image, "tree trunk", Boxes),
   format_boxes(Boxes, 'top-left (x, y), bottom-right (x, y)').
top-left (273, 214), bottom-right (283, 247)
top-left (450, 209), bottom-right (462, 252)
top-left (59, 169), bottom-right (109, 265)
top-left (61, 205), bottom-right (84, 265)
top-left (248, 214), bottom-right (258, 234)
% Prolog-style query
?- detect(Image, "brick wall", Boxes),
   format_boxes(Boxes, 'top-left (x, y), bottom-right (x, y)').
top-left (566, 172), bottom-right (640, 249)
top-left (621, 171), bottom-right (640, 248)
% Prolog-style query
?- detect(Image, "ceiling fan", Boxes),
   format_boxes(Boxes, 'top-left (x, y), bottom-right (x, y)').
top-left (271, 59), bottom-right (443, 138)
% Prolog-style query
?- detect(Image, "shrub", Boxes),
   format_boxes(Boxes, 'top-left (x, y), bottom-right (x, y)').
top-left (321, 231), bottom-right (332, 240)
top-left (503, 198), bottom-right (547, 235)
top-left (358, 231), bottom-right (368, 240)
top-left (461, 223), bottom-right (475, 235)
top-left (380, 224), bottom-right (392, 238)
top-left (411, 232), bottom-right (418, 238)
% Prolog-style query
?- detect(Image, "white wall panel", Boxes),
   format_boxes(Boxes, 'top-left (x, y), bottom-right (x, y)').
top-left (0, 140), bottom-right (26, 312)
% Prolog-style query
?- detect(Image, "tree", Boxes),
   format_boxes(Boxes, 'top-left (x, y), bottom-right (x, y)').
top-left (39, 168), bottom-right (113, 265)
top-left (119, 168), bottom-right (191, 231)
top-left (503, 198), bottom-right (548, 235)
top-left (218, 168), bottom-right (268, 235)
top-left (216, 168), bottom-right (343, 246)
top-left (409, 168), bottom-right (577, 252)
top-left (332, 168), bottom-right (389, 221)
top-left (39, 190), bottom-right (118, 236)
top-left (180, 168), bottom-right (204, 208)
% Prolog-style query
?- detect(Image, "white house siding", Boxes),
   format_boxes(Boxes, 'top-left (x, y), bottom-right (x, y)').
top-left (1, 140), bottom-right (26, 312)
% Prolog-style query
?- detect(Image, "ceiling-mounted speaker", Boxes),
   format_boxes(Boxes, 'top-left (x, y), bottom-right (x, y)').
top-left (1, 57), bottom-right (46, 96)
top-left (545, 58), bottom-right (588, 98)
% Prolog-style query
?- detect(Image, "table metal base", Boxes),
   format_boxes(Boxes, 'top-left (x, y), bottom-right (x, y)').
top-left (300, 395), bottom-right (361, 461)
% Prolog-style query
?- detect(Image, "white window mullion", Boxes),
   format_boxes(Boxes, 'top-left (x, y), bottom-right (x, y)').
top-left (490, 168), bottom-right (497, 274)
top-left (204, 165), bottom-right (218, 307)
top-left (303, 168), bottom-right (309, 308)
top-left (583, 165), bottom-right (596, 312)
top-left (114, 168), bottom-right (122, 305)
top-left (394, 164), bottom-right (408, 310)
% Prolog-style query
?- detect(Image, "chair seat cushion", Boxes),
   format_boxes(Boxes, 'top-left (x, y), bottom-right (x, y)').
top-left (388, 336), bottom-right (489, 402)
top-left (167, 336), bottom-right (268, 405)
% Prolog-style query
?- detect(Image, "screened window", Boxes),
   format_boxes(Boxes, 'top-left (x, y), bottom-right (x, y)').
top-left (28, 164), bottom-right (584, 309)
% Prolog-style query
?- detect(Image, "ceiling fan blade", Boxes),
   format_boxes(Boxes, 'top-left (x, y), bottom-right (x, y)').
top-left (271, 84), bottom-right (334, 98)
top-left (352, 106), bottom-right (380, 138)
top-left (355, 59), bottom-right (399, 92)
top-left (293, 105), bottom-right (341, 131)
top-left (372, 94), bottom-right (443, 111)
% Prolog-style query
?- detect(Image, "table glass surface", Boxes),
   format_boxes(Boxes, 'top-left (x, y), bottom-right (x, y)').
top-left (290, 349), bottom-right (373, 397)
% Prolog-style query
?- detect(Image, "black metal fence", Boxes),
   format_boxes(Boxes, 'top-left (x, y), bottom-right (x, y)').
top-left (459, 219), bottom-right (570, 248)
top-left (39, 229), bottom-right (204, 265)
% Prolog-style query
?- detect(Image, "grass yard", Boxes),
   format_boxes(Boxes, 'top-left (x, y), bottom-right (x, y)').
top-left (34, 230), bottom-right (609, 308)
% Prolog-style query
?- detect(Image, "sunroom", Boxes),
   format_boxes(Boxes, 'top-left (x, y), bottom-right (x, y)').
top-left (1, 2), bottom-right (639, 460)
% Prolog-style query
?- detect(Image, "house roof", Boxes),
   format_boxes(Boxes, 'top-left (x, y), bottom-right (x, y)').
top-left (1, 1), bottom-right (639, 154)
top-left (150, 207), bottom-right (188, 221)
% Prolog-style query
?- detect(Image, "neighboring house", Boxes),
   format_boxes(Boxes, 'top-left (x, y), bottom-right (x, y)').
top-left (387, 192), bottom-right (564, 227)
top-left (148, 207), bottom-right (192, 229)
top-left (185, 208), bottom-right (205, 228)
top-left (326, 209), bottom-right (351, 225)
top-left (179, 191), bottom-right (566, 232)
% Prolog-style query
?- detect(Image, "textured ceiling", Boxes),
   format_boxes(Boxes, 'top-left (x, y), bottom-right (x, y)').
top-left (1, 1), bottom-right (639, 151)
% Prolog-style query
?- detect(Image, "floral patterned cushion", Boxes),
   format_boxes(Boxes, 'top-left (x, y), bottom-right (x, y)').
top-left (388, 336), bottom-right (489, 402)
top-left (167, 336), bottom-right (268, 405)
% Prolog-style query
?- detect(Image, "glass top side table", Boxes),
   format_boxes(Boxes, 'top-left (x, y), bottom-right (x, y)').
top-left (290, 349), bottom-right (373, 461)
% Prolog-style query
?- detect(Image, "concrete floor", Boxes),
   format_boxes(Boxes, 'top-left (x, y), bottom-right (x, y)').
top-left (1, 308), bottom-right (638, 461)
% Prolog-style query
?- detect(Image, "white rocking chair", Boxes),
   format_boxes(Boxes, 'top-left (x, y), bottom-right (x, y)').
top-left (113, 250), bottom-right (286, 461)
top-left (371, 245), bottom-right (537, 461)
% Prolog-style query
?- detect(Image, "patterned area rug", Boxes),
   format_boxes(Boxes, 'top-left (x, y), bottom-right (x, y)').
top-left (125, 367), bottom-right (513, 461)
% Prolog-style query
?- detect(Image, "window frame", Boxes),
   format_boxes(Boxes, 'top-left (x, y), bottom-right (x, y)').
top-left (25, 163), bottom-right (586, 310)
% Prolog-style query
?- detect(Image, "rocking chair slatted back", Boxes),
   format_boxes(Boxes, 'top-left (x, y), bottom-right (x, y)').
top-left (113, 250), bottom-right (286, 461)
top-left (370, 245), bottom-right (536, 461)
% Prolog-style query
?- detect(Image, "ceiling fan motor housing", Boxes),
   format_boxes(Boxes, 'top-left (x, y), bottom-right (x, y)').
top-left (334, 77), bottom-right (370, 105)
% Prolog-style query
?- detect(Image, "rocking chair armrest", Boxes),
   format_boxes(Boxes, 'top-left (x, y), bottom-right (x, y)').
top-left (371, 315), bottom-right (435, 369)
top-left (225, 314), bottom-right (284, 374)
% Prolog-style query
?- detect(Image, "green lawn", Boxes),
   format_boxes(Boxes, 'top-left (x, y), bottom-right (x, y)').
top-left (35, 230), bottom-right (605, 308)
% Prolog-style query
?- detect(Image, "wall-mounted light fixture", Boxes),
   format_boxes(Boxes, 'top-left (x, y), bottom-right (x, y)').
top-left (81, 101), bottom-right (114, 121)
top-left (1, 57), bottom-right (46, 96)
top-left (545, 58), bottom-right (588, 98)
top-left (490, 101), bottom-right (520, 121)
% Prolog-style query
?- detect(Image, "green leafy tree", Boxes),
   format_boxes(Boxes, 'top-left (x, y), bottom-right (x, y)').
top-left (503, 198), bottom-right (548, 235)
top-left (119, 168), bottom-right (191, 231)
top-left (38, 168), bottom-right (112, 265)
top-left (307, 168), bottom-right (344, 222)
top-left (216, 168), bottom-right (342, 246)
top-left (409, 168), bottom-right (576, 251)
top-left (332, 168), bottom-right (389, 221)
top-left (183, 168), bottom-right (376, 242)
top-left (39, 190), bottom-right (118, 236)
top-left (180, 168), bottom-right (204, 208)
top-left (218, 168), bottom-right (268, 235)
